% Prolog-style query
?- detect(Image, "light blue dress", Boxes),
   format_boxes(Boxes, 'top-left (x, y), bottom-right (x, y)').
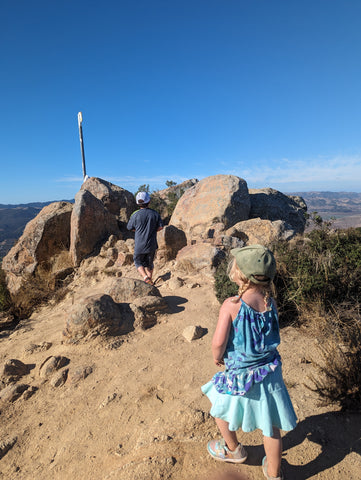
top-left (201, 299), bottom-right (297, 437)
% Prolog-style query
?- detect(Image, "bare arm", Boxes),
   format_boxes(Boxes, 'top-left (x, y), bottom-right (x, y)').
top-left (212, 299), bottom-right (233, 367)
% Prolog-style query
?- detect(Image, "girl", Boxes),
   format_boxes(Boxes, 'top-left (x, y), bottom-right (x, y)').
top-left (201, 245), bottom-right (297, 480)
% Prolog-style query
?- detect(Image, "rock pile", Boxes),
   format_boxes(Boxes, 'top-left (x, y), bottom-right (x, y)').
top-left (2, 173), bottom-right (307, 302)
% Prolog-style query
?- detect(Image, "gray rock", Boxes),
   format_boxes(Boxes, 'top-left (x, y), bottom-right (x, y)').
top-left (157, 225), bottom-right (187, 263)
top-left (2, 202), bottom-right (73, 296)
top-left (175, 243), bottom-right (225, 276)
top-left (50, 368), bottom-right (69, 387)
top-left (226, 218), bottom-right (296, 246)
top-left (68, 366), bottom-right (93, 384)
top-left (249, 188), bottom-right (307, 234)
top-left (0, 383), bottom-right (29, 402)
top-left (1, 359), bottom-right (30, 379)
top-left (63, 294), bottom-right (122, 341)
top-left (0, 436), bottom-right (17, 460)
top-left (39, 356), bottom-right (69, 379)
top-left (70, 190), bottom-right (120, 266)
top-left (106, 278), bottom-right (161, 303)
top-left (81, 177), bottom-right (136, 220)
top-left (170, 175), bottom-right (250, 239)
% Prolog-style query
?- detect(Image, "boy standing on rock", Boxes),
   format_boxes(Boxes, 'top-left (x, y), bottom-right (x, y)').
top-left (127, 191), bottom-right (163, 285)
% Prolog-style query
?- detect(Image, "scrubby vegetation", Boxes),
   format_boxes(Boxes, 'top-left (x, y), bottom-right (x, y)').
top-left (214, 221), bottom-right (361, 410)
top-left (0, 265), bottom-right (11, 312)
top-left (135, 181), bottom-right (185, 223)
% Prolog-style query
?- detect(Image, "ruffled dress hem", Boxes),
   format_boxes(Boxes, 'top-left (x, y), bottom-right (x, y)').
top-left (201, 368), bottom-right (297, 438)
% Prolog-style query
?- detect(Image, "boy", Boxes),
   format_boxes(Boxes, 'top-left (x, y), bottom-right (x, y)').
top-left (127, 191), bottom-right (163, 284)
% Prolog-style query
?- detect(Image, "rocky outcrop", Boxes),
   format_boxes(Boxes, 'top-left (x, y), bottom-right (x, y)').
top-left (226, 218), bottom-right (296, 246)
top-left (170, 175), bottom-right (250, 239)
top-left (70, 190), bottom-right (120, 266)
top-left (249, 188), bottom-right (307, 234)
top-left (2, 202), bottom-right (73, 296)
top-left (106, 278), bottom-right (161, 303)
top-left (81, 177), bottom-right (136, 221)
top-left (154, 179), bottom-right (199, 222)
top-left (157, 225), bottom-right (187, 263)
top-left (63, 294), bottom-right (122, 342)
top-left (175, 243), bottom-right (225, 276)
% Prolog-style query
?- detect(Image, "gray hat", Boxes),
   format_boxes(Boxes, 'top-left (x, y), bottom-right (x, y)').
top-left (136, 191), bottom-right (151, 205)
top-left (230, 244), bottom-right (276, 284)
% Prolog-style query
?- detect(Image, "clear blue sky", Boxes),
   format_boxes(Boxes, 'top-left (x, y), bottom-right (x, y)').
top-left (1, 0), bottom-right (361, 204)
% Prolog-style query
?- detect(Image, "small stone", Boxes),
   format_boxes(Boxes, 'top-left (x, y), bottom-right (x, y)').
top-left (22, 385), bottom-right (38, 400)
top-left (300, 357), bottom-right (311, 364)
top-left (167, 277), bottom-right (184, 290)
top-left (187, 283), bottom-right (200, 289)
top-left (39, 356), bottom-right (70, 379)
top-left (0, 436), bottom-right (17, 460)
top-left (99, 393), bottom-right (120, 409)
top-left (24, 342), bottom-right (52, 355)
top-left (1, 359), bottom-right (30, 379)
top-left (68, 366), bottom-right (93, 384)
top-left (182, 325), bottom-right (207, 342)
top-left (50, 368), bottom-right (69, 387)
top-left (0, 384), bottom-right (29, 402)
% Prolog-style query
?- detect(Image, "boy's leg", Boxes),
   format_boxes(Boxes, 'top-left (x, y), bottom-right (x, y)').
top-left (215, 417), bottom-right (239, 451)
top-left (144, 251), bottom-right (156, 280)
top-left (134, 254), bottom-right (149, 280)
top-left (263, 427), bottom-right (282, 477)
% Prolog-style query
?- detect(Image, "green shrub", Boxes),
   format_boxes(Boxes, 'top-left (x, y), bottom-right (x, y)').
top-left (0, 266), bottom-right (11, 312)
top-left (273, 227), bottom-right (361, 324)
top-left (214, 256), bottom-right (238, 303)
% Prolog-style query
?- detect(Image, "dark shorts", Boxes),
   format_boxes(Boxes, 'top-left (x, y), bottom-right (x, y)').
top-left (133, 251), bottom-right (156, 269)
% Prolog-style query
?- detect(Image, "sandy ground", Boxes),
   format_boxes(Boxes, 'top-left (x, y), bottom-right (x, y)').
top-left (0, 263), bottom-right (360, 480)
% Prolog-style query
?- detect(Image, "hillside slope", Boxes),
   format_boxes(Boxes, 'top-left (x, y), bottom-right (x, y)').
top-left (0, 263), bottom-right (360, 480)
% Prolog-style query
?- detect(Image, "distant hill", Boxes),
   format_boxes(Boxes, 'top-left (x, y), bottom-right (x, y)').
top-left (0, 200), bottom-right (73, 258)
top-left (290, 191), bottom-right (361, 229)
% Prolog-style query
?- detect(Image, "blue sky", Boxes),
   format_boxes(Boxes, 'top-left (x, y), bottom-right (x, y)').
top-left (1, 0), bottom-right (361, 204)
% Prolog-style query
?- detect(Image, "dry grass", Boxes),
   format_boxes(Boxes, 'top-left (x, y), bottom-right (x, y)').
top-left (303, 303), bottom-right (361, 411)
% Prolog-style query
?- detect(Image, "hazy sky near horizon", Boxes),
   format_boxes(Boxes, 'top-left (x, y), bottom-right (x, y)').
top-left (1, 0), bottom-right (361, 204)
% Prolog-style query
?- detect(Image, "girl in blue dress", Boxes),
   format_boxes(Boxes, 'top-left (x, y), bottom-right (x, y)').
top-left (202, 245), bottom-right (297, 480)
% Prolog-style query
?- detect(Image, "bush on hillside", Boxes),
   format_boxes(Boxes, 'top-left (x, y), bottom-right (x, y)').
top-left (273, 226), bottom-right (361, 324)
top-left (0, 266), bottom-right (11, 312)
top-left (306, 304), bottom-right (361, 410)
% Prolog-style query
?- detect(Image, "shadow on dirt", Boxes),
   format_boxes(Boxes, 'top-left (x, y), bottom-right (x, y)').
top-left (163, 295), bottom-right (188, 314)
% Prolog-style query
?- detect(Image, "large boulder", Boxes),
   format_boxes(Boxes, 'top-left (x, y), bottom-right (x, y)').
top-left (2, 202), bottom-right (73, 296)
top-left (153, 179), bottom-right (199, 223)
top-left (63, 294), bottom-right (122, 342)
top-left (81, 177), bottom-right (137, 221)
top-left (156, 225), bottom-right (187, 263)
top-left (175, 243), bottom-right (226, 276)
top-left (106, 278), bottom-right (161, 303)
top-left (170, 175), bottom-right (250, 239)
top-left (70, 190), bottom-right (120, 266)
top-left (226, 218), bottom-right (296, 246)
top-left (249, 188), bottom-right (307, 234)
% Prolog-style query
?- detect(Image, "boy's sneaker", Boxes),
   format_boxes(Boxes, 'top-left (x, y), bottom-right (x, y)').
top-left (207, 438), bottom-right (247, 463)
top-left (262, 456), bottom-right (284, 480)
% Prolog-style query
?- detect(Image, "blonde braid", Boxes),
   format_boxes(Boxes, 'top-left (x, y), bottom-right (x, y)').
top-left (262, 280), bottom-right (276, 310)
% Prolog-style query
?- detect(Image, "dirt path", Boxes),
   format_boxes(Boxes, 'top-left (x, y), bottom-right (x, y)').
top-left (0, 266), bottom-right (360, 480)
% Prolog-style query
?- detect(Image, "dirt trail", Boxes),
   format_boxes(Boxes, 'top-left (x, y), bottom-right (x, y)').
top-left (0, 266), bottom-right (360, 480)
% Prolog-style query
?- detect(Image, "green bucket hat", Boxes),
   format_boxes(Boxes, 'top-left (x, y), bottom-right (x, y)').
top-left (230, 244), bottom-right (276, 284)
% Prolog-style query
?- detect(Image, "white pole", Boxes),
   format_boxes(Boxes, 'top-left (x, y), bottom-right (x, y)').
top-left (77, 112), bottom-right (87, 181)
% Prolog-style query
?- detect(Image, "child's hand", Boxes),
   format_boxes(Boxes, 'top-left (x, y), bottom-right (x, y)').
top-left (214, 358), bottom-right (224, 367)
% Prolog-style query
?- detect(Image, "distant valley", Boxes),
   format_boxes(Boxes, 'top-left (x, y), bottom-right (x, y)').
top-left (1, 192), bottom-right (361, 258)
